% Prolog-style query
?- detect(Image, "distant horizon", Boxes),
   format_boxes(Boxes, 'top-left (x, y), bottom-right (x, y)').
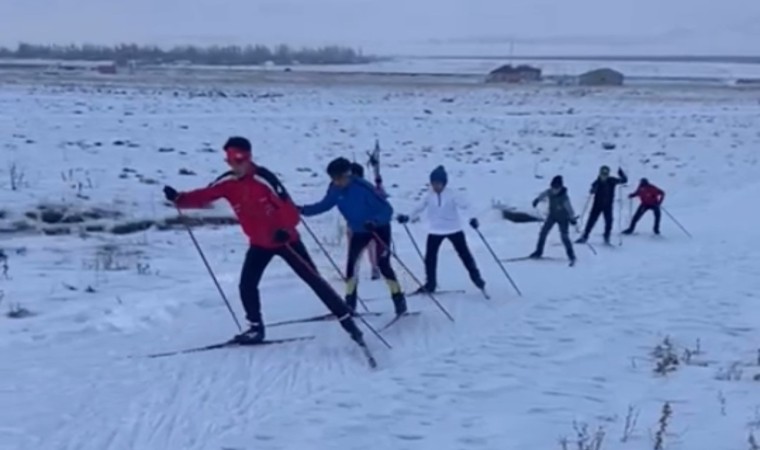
top-left (0, 41), bottom-right (758, 65)
top-left (1, 0), bottom-right (758, 57)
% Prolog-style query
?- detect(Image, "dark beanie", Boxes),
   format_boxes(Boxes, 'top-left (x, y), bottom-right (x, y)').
top-left (224, 136), bottom-right (252, 152)
top-left (551, 175), bottom-right (563, 188)
top-left (327, 157), bottom-right (352, 178)
top-left (350, 162), bottom-right (365, 178)
top-left (430, 165), bottom-right (448, 185)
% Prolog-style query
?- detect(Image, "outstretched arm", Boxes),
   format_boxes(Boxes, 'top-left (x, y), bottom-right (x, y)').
top-left (533, 189), bottom-right (550, 205)
top-left (616, 168), bottom-right (628, 185)
top-left (299, 186), bottom-right (339, 217)
top-left (174, 182), bottom-right (228, 208)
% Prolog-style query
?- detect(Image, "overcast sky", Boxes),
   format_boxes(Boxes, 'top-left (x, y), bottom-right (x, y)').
top-left (0, 0), bottom-right (758, 55)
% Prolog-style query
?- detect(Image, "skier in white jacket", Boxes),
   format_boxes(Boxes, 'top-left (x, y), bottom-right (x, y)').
top-left (396, 165), bottom-right (485, 294)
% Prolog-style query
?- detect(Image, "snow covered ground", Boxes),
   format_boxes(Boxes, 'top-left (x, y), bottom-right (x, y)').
top-left (1, 77), bottom-right (760, 450)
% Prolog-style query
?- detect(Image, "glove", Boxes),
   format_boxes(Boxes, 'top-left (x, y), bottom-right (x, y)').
top-left (469, 218), bottom-right (479, 229)
top-left (532, 199), bottom-right (539, 208)
top-left (163, 185), bottom-right (179, 202)
top-left (396, 214), bottom-right (409, 224)
top-left (569, 216), bottom-right (578, 226)
top-left (618, 168), bottom-right (625, 177)
top-left (364, 220), bottom-right (376, 232)
top-left (273, 229), bottom-right (291, 244)
top-left (628, 193), bottom-right (636, 198)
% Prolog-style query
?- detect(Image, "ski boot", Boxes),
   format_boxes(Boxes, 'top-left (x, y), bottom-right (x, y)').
top-left (575, 236), bottom-right (588, 244)
top-left (528, 251), bottom-right (542, 259)
top-left (392, 292), bottom-right (408, 316)
top-left (370, 267), bottom-right (381, 280)
top-left (413, 284), bottom-right (435, 295)
top-left (233, 322), bottom-right (265, 345)
top-left (603, 235), bottom-right (612, 245)
top-left (338, 315), bottom-right (365, 344)
top-left (474, 279), bottom-right (490, 299)
top-left (622, 228), bottom-right (634, 235)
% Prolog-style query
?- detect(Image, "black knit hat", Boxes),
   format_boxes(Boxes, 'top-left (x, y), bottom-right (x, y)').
top-left (350, 162), bottom-right (365, 178)
top-left (551, 175), bottom-right (563, 188)
top-left (223, 136), bottom-right (252, 152)
top-left (326, 157), bottom-right (352, 178)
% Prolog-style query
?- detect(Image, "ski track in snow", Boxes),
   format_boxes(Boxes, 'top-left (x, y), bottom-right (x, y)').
top-left (1, 79), bottom-right (760, 450)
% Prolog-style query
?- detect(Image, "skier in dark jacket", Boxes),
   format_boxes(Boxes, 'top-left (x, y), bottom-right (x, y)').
top-left (623, 178), bottom-right (665, 235)
top-left (576, 165), bottom-right (628, 244)
top-left (163, 137), bottom-right (364, 347)
top-left (299, 157), bottom-right (407, 316)
top-left (530, 175), bottom-right (577, 264)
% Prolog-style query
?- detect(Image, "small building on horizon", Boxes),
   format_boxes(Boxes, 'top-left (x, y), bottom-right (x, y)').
top-left (579, 68), bottom-right (624, 86)
top-left (486, 64), bottom-right (542, 83)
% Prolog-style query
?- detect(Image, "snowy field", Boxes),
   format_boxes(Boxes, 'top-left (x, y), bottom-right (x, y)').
top-left (1, 78), bottom-right (760, 450)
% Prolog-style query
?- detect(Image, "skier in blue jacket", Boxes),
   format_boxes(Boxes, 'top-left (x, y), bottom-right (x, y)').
top-left (300, 157), bottom-right (407, 316)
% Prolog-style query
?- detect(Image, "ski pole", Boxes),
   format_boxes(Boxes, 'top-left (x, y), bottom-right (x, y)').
top-left (175, 206), bottom-right (242, 332)
top-left (617, 186), bottom-right (624, 246)
top-left (662, 207), bottom-right (692, 238)
top-left (401, 223), bottom-right (425, 265)
top-left (300, 219), bottom-right (370, 313)
top-left (282, 243), bottom-right (392, 350)
top-left (371, 231), bottom-right (455, 322)
top-left (472, 228), bottom-right (522, 296)
top-left (578, 195), bottom-right (592, 230)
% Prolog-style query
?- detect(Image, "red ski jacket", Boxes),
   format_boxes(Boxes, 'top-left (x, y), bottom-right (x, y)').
top-left (174, 166), bottom-right (300, 249)
top-left (629, 184), bottom-right (665, 207)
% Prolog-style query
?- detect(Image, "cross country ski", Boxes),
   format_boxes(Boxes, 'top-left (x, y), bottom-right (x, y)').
top-left (144, 335), bottom-right (316, 359)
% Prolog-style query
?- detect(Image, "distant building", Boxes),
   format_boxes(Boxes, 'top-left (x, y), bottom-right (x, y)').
top-left (486, 64), bottom-right (542, 83)
top-left (579, 68), bottom-right (624, 86)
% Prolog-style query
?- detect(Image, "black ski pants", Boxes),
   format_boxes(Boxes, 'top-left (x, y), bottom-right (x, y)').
top-left (239, 239), bottom-right (350, 324)
top-left (424, 231), bottom-right (484, 290)
top-left (345, 224), bottom-right (401, 296)
top-left (582, 203), bottom-right (613, 240)
top-left (628, 204), bottom-right (661, 233)
top-left (535, 217), bottom-right (575, 260)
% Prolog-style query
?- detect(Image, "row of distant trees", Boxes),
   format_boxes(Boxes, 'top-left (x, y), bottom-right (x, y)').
top-left (0, 43), bottom-right (377, 66)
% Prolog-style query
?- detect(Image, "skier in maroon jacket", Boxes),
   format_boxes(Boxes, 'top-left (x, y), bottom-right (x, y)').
top-left (623, 178), bottom-right (665, 235)
top-left (163, 137), bottom-right (365, 347)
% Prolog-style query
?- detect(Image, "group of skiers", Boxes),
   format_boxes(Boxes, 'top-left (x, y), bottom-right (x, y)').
top-left (163, 136), bottom-right (666, 347)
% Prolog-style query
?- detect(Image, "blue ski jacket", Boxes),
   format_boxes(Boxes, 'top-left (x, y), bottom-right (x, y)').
top-left (300, 177), bottom-right (393, 232)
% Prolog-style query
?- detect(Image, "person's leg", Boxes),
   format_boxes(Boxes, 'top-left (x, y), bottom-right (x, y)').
top-left (602, 204), bottom-right (614, 243)
top-left (579, 205), bottom-right (602, 241)
top-left (421, 233), bottom-right (445, 292)
top-left (533, 217), bottom-right (555, 257)
top-left (557, 219), bottom-right (576, 261)
top-left (279, 240), bottom-right (364, 342)
top-left (344, 231), bottom-right (372, 311)
top-left (370, 224), bottom-right (407, 315)
top-left (448, 231), bottom-right (485, 289)
top-left (236, 246), bottom-right (275, 343)
top-left (624, 204), bottom-right (646, 234)
top-left (652, 205), bottom-right (662, 234)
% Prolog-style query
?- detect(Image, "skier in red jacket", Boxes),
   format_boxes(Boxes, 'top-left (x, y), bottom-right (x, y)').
top-left (163, 137), bottom-right (364, 347)
top-left (622, 178), bottom-right (665, 235)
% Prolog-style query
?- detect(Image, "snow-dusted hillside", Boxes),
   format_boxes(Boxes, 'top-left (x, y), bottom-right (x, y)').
top-left (1, 77), bottom-right (760, 450)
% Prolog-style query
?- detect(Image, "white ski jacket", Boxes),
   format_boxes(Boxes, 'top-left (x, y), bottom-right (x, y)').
top-left (409, 188), bottom-right (471, 235)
